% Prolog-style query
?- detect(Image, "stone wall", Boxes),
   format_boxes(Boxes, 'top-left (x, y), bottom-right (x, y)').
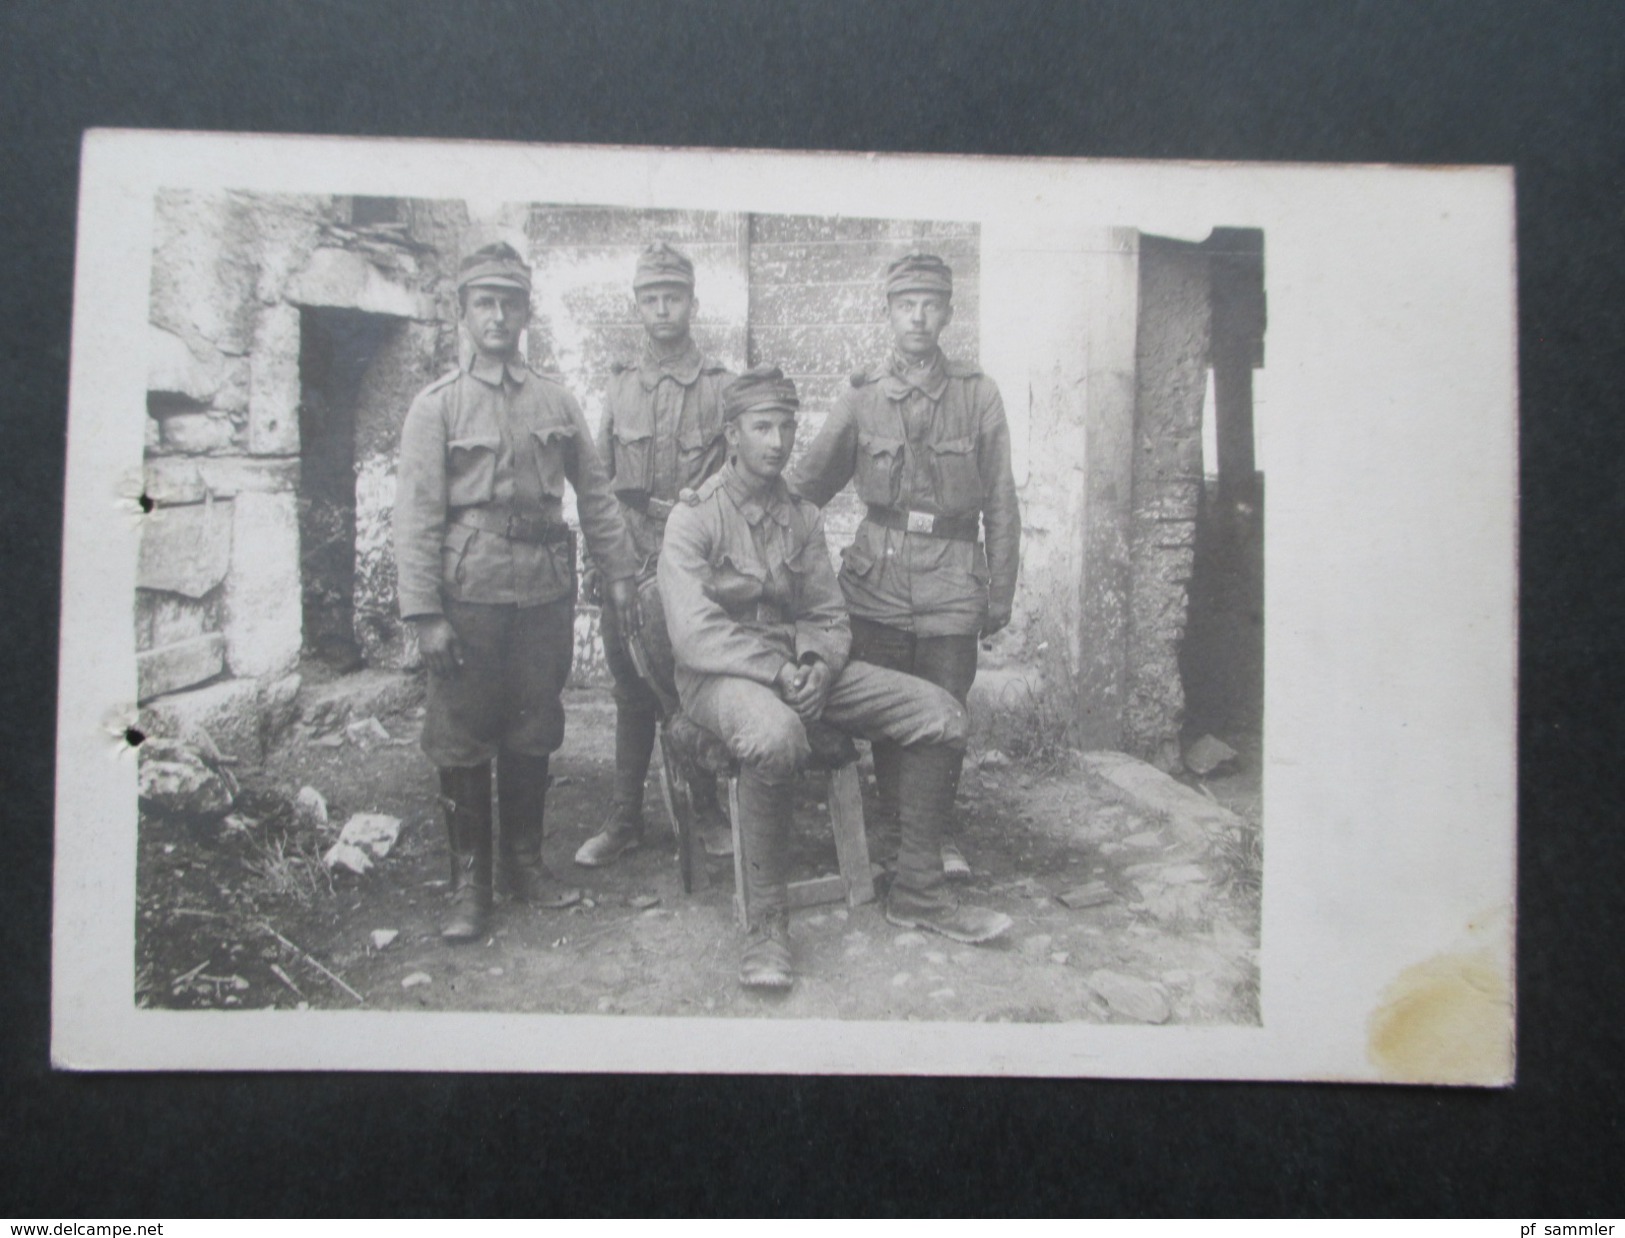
top-left (1123, 237), bottom-right (1212, 768)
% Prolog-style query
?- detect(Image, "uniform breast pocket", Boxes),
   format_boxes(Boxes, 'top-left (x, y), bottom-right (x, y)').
top-left (928, 435), bottom-right (982, 513)
top-left (855, 434), bottom-right (904, 506)
top-left (702, 552), bottom-right (764, 609)
top-left (610, 424), bottom-right (653, 494)
top-left (529, 425), bottom-right (574, 499)
top-left (677, 422), bottom-right (720, 487)
top-left (446, 436), bottom-right (501, 506)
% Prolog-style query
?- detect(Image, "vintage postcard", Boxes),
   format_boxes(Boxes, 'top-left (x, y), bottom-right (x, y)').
top-left (52, 130), bottom-right (1516, 1080)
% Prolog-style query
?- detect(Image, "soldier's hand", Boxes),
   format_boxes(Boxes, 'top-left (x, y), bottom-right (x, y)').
top-left (608, 576), bottom-right (642, 638)
top-left (414, 616), bottom-right (463, 675)
top-left (981, 602), bottom-right (1013, 640)
top-left (580, 564), bottom-right (602, 607)
top-left (785, 659), bottom-right (832, 722)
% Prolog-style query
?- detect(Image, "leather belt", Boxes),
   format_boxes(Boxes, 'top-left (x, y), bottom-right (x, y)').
top-left (622, 493), bottom-right (677, 521)
top-left (865, 505), bottom-right (979, 543)
top-left (452, 507), bottom-right (570, 545)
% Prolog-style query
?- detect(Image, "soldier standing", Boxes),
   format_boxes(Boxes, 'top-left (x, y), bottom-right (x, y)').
top-left (394, 242), bottom-right (641, 943)
top-left (659, 366), bottom-right (1012, 990)
top-left (574, 243), bottom-right (736, 867)
top-left (788, 253), bottom-right (1021, 880)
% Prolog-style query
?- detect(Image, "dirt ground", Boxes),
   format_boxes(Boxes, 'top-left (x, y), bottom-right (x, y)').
top-left (136, 668), bottom-right (1261, 1026)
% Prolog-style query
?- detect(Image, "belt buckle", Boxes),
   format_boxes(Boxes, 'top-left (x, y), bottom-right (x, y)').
top-left (905, 510), bottom-right (935, 535)
top-left (507, 512), bottom-right (544, 542)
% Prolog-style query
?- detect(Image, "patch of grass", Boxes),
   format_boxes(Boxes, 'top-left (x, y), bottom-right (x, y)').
top-left (1212, 818), bottom-right (1263, 900)
top-left (242, 830), bottom-right (334, 902)
top-left (997, 641), bottom-right (1086, 775)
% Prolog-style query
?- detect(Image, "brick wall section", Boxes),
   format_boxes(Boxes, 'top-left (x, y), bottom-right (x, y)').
top-left (525, 206), bottom-right (750, 438)
top-left (747, 214), bottom-right (980, 549)
top-left (1124, 236), bottom-right (1211, 768)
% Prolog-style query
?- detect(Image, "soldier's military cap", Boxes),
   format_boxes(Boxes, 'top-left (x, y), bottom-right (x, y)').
top-left (884, 251), bottom-right (954, 298)
top-left (723, 365), bottom-right (799, 421)
top-left (633, 241), bottom-right (696, 291)
top-left (456, 242), bottom-right (532, 294)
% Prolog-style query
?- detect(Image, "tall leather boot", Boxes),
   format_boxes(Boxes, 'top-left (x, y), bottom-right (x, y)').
top-left (574, 706), bottom-right (655, 867)
top-left (886, 744), bottom-right (1011, 944)
top-left (868, 737), bottom-right (903, 868)
top-left (498, 749), bottom-right (581, 909)
top-left (736, 771), bottom-right (795, 989)
top-left (439, 763), bottom-right (494, 943)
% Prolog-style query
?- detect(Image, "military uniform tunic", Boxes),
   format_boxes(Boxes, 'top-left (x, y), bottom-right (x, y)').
top-left (658, 464), bottom-right (966, 784)
top-left (394, 351), bottom-right (635, 766)
top-left (788, 351), bottom-right (1021, 638)
top-left (598, 339), bottom-right (732, 566)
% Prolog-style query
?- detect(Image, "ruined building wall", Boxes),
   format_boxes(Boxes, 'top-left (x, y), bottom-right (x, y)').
top-left (1124, 237), bottom-right (1211, 767)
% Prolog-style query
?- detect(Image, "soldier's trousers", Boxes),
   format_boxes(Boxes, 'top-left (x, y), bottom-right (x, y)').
top-left (680, 661), bottom-right (967, 916)
top-left (848, 617), bottom-right (979, 827)
top-left (420, 597), bottom-right (575, 768)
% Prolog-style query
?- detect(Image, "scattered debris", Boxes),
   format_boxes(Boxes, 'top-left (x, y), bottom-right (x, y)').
top-left (1084, 969), bottom-right (1171, 1024)
top-left (369, 929), bottom-right (399, 950)
top-left (322, 841), bottom-right (374, 875)
top-left (269, 963), bottom-right (305, 999)
top-left (401, 972), bottom-right (432, 989)
top-left (295, 786), bottom-right (329, 829)
top-left (259, 922), bottom-right (365, 1005)
top-left (336, 812), bottom-right (402, 859)
top-left (344, 716), bottom-right (392, 749)
top-left (1057, 881), bottom-right (1116, 909)
top-left (1184, 734), bottom-right (1239, 777)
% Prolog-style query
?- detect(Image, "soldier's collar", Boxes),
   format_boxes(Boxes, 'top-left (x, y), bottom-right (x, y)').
top-left (721, 462), bottom-right (793, 526)
top-left (467, 350), bottom-right (529, 387)
top-left (882, 348), bottom-right (948, 401)
top-left (639, 338), bottom-right (703, 389)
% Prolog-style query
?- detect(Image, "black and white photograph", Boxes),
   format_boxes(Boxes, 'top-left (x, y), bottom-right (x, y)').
top-left (53, 132), bottom-right (1515, 1079)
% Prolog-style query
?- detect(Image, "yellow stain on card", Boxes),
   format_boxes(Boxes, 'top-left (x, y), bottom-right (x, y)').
top-left (1368, 949), bottom-right (1513, 1086)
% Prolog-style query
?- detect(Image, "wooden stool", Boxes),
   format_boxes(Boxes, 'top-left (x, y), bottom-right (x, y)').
top-left (626, 580), bottom-right (873, 923)
top-left (659, 713), bottom-right (875, 929)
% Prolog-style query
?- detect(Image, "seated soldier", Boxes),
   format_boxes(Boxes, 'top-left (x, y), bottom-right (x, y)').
top-left (657, 365), bottom-right (1013, 990)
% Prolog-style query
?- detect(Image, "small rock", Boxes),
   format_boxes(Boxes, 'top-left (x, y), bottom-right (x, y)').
top-left (137, 737), bottom-right (238, 817)
top-left (311, 731), bottom-right (346, 748)
top-left (1018, 934), bottom-right (1054, 957)
top-left (369, 929), bottom-right (398, 950)
top-left (1049, 951), bottom-right (1070, 965)
top-left (892, 931), bottom-right (927, 948)
top-left (803, 913), bottom-right (828, 927)
top-left (629, 894), bottom-right (661, 910)
top-left (219, 814), bottom-right (254, 834)
top-left (344, 716), bottom-right (392, 749)
top-left (295, 786), bottom-right (329, 829)
top-left (323, 841), bottom-right (373, 875)
top-left (1184, 734), bottom-right (1239, 777)
top-left (581, 898), bottom-right (596, 910)
top-left (977, 749), bottom-right (1011, 770)
top-left (890, 971), bottom-right (912, 987)
top-left (1085, 969), bottom-right (1171, 1024)
top-left (401, 972), bottom-right (432, 989)
top-left (1057, 881), bottom-right (1115, 909)
top-left (337, 812), bottom-right (402, 858)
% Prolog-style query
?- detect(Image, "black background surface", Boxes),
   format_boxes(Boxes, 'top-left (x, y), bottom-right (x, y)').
top-left (3, 0), bottom-right (1621, 1217)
